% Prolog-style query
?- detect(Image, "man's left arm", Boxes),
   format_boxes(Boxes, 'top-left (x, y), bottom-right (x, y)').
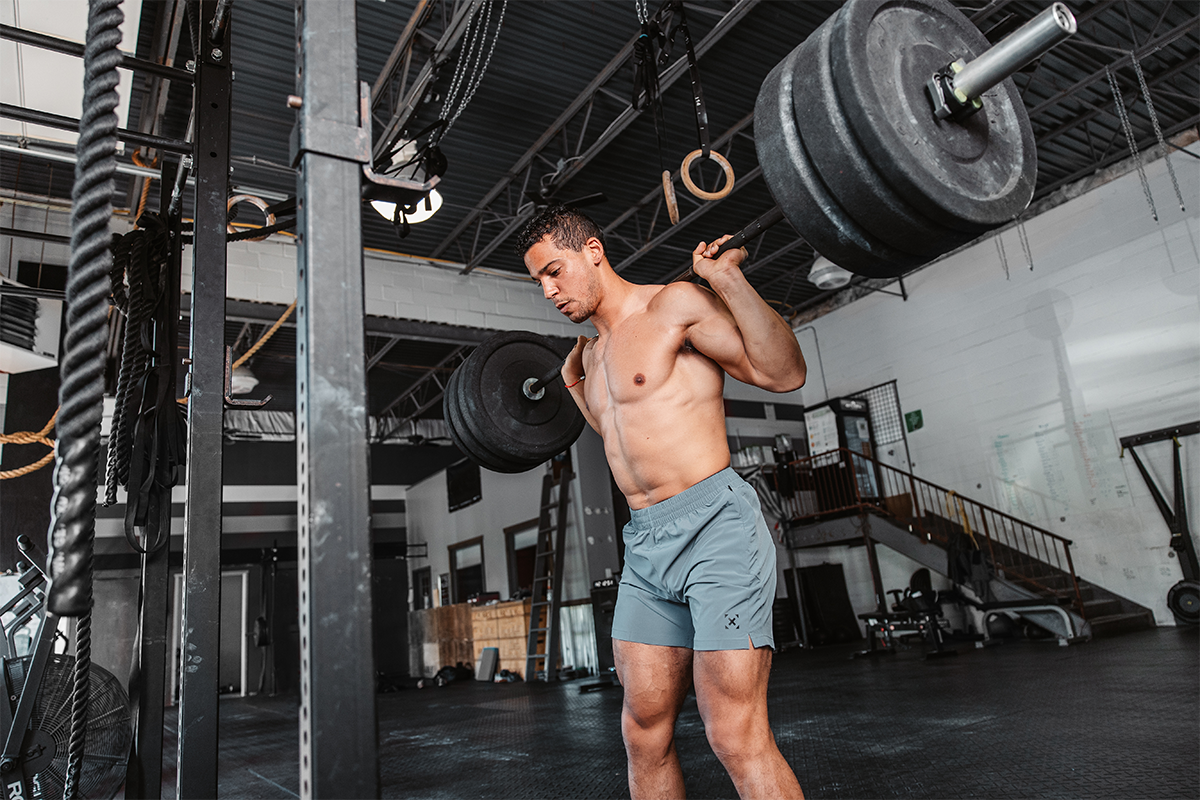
top-left (687, 236), bottom-right (806, 392)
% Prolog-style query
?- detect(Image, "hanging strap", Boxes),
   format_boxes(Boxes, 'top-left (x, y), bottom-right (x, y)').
top-left (672, 1), bottom-right (710, 159)
top-left (631, 12), bottom-right (669, 172)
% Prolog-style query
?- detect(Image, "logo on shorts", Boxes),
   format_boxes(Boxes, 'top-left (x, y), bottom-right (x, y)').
top-left (725, 613), bottom-right (739, 630)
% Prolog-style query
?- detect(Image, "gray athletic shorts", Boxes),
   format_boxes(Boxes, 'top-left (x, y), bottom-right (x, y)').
top-left (611, 467), bottom-right (777, 651)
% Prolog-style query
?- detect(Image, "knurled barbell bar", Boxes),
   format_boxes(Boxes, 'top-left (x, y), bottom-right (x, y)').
top-left (445, 0), bottom-right (1075, 473)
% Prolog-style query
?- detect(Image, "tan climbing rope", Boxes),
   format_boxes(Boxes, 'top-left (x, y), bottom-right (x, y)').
top-left (0, 408), bottom-right (58, 480)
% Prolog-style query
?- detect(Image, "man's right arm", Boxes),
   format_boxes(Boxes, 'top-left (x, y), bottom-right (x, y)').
top-left (562, 335), bottom-right (602, 433)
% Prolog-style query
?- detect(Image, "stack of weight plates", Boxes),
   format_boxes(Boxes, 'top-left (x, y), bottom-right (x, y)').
top-left (755, 0), bottom-right (1036, 278)
top-left (444, 331), bottom-right (586, 473)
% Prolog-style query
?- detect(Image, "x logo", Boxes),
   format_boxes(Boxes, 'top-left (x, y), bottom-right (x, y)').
top-left (725, 614), bottom-right (739, 629)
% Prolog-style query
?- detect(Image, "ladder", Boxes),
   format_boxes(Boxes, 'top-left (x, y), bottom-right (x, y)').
top-left (525, 452), bottom-right (574, 682)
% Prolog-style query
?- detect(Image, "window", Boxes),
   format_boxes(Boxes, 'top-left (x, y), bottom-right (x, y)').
top-left (411, 566), bottom-right (432, 610)
top-left (505, 519), bottom-right (540, 599)
top-left (448, 538), bottom-right (484, 604)
top-left (446, 459), bottom-right (481, 512)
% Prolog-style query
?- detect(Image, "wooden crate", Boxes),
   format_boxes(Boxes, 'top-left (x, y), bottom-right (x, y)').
top-left (408, 603), bottom-right (474, 678)
top-left (471, 599), bottom-right (531, 679)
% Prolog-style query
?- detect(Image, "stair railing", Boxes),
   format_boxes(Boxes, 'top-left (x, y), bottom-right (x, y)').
top-left (770, 448), bottom-right (1085, 617)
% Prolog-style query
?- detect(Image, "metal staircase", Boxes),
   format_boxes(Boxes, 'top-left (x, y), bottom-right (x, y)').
top-left (767, 448), bottom-right (1154, 640)
top-left (525, 453), bottom-right (573, 682)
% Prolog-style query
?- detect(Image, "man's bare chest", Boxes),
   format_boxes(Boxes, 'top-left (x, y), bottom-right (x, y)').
top-left (585, 319), bottom-right (697, 404)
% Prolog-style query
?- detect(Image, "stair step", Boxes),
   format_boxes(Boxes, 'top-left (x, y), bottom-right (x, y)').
top-left (1087, 611), bottom-right (1155, 637)
top-left (1083, 598), bottom-right (1123, 616)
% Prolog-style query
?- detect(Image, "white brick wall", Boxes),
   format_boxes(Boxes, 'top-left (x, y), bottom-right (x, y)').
top-left (185, 238), bottom-right (597, 340)
top-left (791, 145), bottom-right (1200, 624)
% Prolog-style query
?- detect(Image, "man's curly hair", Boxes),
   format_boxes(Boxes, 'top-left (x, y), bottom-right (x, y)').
top-left (515, 204), bottom-right (607, 259)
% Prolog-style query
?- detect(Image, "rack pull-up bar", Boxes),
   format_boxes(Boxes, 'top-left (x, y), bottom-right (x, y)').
top-left (0, 23), bottom-right (195, 84)
top-left (0, 103), bottom-right (193, 155)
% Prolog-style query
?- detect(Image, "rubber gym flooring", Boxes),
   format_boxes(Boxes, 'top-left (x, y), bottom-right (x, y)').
top-left (154, 627), bottom-right (1198, 799)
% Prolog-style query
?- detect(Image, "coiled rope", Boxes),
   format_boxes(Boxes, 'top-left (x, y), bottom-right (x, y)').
top-left (0, 410), bottom-right (58, 480)
top-left (104, 218), bottom-right (170, 506)
top-left (49, 0), bottom-right (123, 796)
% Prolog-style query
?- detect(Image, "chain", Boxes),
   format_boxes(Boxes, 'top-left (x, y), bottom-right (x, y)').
top-left (1018, 221), bottom-right (1034, 272)
top-left (1132, 56), bottom-right (1185, 213)
top-left (438, 0), bottom-right (507, 141)
top-left (636, 0), bottom-right (650, 24)
top-left (1106, 65), bottom-right (1158, 222)
top-left (995, 231), bottom-right (1009, 281)
top-left (448, 1), bottom-right (507, 133)
top-left (439, 2), bottom-right (487, 129)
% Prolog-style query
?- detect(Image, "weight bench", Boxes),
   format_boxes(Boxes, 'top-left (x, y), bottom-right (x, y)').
top-left (970, 598), bottom-right (1085, 647)
top-left (856, 568), bottom-right (959, 659)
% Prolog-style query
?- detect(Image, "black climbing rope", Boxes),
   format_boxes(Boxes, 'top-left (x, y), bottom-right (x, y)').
top-left (47, 0), bottom-right (124, 795)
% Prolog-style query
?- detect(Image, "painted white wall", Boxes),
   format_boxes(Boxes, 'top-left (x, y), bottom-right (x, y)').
top-left (787, 145), bottom-right (1200, 626)
top-left (405, 462), bottom-right (597, 605)
top-left (0, 0), bottom-right (144, 145)
top-left (182, 238), bottom-right (597, 341)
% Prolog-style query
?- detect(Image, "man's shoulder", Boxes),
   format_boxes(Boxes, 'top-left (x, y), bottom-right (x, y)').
top-left (645, 281), bottom-right (722, 319)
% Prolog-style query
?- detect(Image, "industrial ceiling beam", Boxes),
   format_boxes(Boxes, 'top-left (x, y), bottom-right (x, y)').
top-left (1034, 55), bottom-right (1197, 146)
top-left (440, 0), bottom-right (763, 274)
top-left (371, 0), bottom-right (484, 163)
top-left (367, 335), bottom-right (402, 370)
top-left (613, 165), bottom-right (763, 275)
top-left (428, 35), bottom-right (639, 261)
top-left (655, 222), bottom-right (806, 285)
top-left (370, 0), bottom-right (435, 104)
top-left (1035, 114), bottom-right (1200, 199)
top-left (376, 344), bottom-right (470, 432)
top-left (1026, 17), bottom-right (1199, 119)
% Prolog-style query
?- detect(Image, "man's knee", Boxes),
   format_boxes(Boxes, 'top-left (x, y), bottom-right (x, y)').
top-left (702, 705), bottom-right (772, 763)
top-left (621, 702), bottom-right (677, 757)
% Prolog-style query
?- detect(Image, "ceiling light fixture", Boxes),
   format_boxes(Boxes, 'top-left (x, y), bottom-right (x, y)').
top-left (808, 255), bottom-right (853, 290)
top-left (371, 188), bottom-right (443, 225)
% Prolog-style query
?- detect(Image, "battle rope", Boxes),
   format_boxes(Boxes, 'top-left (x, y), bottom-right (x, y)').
top-left (103, 214), bottom-right (181, 555)
top-left (0, 409), bottom-right (58, 480)
top-left (104, 218), bottom-right (170, 507)
top-left (105, 229), bottom-right (152, 504)
top-left (49, 1), bottom-right (124, 796)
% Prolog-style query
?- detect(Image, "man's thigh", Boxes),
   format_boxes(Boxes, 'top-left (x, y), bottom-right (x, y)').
top-left (613, 639), bottom-right (694, 724)
top-left (692, 645), bottom-right (773, 727)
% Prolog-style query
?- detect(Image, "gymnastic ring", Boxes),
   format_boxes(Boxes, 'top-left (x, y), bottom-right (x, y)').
top-left (680, 149), bottom-right (735, 201)
top-left (662, 170), bottom-right (680, 225)
top-left (227, 194), bottom-right (277, 242)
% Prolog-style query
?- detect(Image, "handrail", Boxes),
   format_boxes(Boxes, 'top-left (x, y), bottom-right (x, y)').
top-left (768, 448), bottom-right (1085, 618)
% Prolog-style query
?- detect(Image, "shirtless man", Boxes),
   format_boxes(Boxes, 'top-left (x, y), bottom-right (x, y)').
top-left (518, 205), bottom-right (806, 799)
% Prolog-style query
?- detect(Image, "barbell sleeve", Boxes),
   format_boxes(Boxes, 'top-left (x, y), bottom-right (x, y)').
top-left (953, 3), bottom-right (1076, 102)
top-left (527, 362), bottom-right (565, 397)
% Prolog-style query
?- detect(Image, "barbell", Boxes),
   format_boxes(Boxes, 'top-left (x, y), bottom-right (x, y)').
top-left (444, 0), bottom-right (1076, 473)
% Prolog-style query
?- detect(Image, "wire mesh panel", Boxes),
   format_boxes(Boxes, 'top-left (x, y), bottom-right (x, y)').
top-left (849, 380), bottom-right (904, 446)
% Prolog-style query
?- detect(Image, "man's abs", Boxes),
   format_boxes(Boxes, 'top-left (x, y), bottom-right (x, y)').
top-left (599, 398), bottom-right (731, 509)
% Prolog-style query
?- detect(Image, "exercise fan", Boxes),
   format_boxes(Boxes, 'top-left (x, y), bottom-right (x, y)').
top-left (4, 654), bottom-right (131, 799)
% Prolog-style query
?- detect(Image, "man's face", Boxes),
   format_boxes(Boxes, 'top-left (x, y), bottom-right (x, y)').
top-left (524, 235), bottom-right (600, 323)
